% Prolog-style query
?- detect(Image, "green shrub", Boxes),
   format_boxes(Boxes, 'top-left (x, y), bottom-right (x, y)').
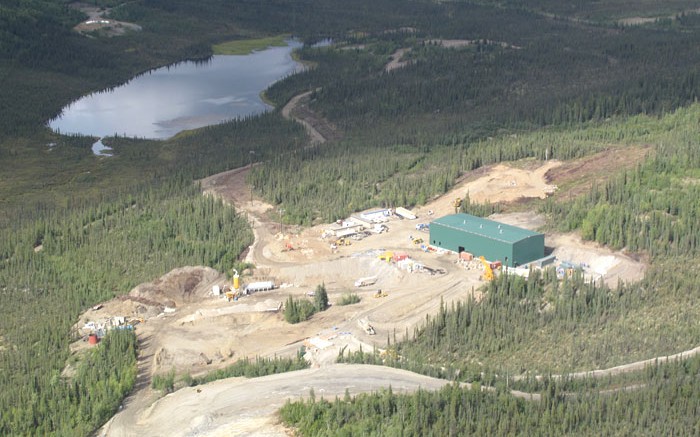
top-left (192, 353), bottom-right (309, 385)
top-left (285, 284), bottom-right (330, 323)
top-left (314, 283), bottom-right (329, 311)
top-left (284, 296), bottom-right (318, 324)
top-left (152, 369), bottom-right (176, 393)
top-left (337, 293), bottom-right (361, 306)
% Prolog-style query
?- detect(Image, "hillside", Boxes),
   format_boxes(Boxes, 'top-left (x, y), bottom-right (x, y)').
top-left (1, 0), bottom-right (700, 435)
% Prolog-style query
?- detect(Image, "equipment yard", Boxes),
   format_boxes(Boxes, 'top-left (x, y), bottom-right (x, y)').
top-left (95, 158), bottom-right (647, 436)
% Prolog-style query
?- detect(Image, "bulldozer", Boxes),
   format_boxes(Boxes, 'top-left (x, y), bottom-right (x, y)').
top-left (373, 289), bottom-right (388, 298)
top-left (335, 238), bottom-right (352, 246)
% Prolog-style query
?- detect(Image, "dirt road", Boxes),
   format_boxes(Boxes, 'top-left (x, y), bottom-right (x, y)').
top-left (530, 345), bottom-right (700, 382)
top-left (281, 89), bottom-right (341, 144)
top-left (385, 48), bottom-right (412, 72)
top-left (104, 364), bottom-right (455, 437)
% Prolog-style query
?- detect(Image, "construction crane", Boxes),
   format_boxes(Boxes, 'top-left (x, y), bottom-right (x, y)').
top-left (479, 256), bottom-right (494, 281)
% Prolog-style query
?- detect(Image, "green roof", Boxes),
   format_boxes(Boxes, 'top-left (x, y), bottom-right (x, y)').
top-left (431, 213), bottom-right (542, 244)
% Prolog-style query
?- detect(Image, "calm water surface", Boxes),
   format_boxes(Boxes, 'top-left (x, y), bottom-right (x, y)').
top-left (49, 41), bottom-right (302, 141)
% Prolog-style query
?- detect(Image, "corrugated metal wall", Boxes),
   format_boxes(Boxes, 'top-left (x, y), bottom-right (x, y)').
top-left (512, 234), bottom-right (545, 266)
top-left (429, 223), bottom-right (543, 267)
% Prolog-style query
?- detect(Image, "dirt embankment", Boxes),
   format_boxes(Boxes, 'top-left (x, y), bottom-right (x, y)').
top-left (544, 145), bottom-right (652, 200)
top-left (104, 365), bottom-right (456, 437)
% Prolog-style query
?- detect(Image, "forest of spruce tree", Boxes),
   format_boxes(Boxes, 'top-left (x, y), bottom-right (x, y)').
top-left (2, 0), bottom-right (700, 435)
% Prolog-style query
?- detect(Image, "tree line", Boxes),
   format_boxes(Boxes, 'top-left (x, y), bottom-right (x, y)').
top-left (284, 284), bottom-right (329, 323)
top-left (281, 353), bottom-right (700, 436)
top-left (339, 265), bottom-right (700, 378)
top-left (1, 330), bottom-right (137, 436)
top-left (0, 180), bottom-right (252, 435)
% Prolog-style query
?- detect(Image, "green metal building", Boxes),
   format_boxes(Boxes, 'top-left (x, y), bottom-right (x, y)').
top-left (429, 213), bottom-right (544, 267)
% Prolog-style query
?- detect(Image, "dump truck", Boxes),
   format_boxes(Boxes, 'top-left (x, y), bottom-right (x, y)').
top-left (358, 318), bottom-right (376, 335)
top-left (372, 224), bottom-right (388, 234)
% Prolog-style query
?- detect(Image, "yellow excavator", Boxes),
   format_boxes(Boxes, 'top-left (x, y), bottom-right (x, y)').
top-left (452, 197), bottom-right (463, 213)
top-left (479, 256), bottom-right (494, 281)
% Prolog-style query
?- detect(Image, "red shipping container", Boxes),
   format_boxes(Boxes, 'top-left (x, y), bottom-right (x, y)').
top-left (459, 252), bottom-right (473, 261)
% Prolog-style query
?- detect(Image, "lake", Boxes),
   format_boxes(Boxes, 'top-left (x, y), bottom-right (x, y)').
top-left (48, 41), bottom-right (303, 144)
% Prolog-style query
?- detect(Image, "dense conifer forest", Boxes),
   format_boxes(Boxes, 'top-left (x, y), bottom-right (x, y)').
top-left (2, 0), bottom-right (700, 434)
top-left (281, 354), bottom-right (700, 436)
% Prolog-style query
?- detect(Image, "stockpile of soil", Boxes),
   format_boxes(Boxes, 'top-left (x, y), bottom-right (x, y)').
top-left (129, 266), bottom-right (224, 307)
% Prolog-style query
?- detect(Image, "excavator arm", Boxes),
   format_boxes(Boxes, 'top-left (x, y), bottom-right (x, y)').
top-left (479, 256), bottom-right (494, 281)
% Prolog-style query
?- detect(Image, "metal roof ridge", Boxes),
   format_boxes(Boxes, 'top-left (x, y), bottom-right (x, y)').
top-left (432, 213), bottom-right (542, 241)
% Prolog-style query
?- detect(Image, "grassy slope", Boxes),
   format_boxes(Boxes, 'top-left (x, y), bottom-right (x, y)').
top-left (213, 35), bottom-right (290, 55)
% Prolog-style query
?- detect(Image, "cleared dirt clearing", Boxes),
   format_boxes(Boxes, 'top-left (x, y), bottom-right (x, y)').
top-left (103, 365), bottom-right (454, 437)
top-left (99, 153), bottom-right (649, 436)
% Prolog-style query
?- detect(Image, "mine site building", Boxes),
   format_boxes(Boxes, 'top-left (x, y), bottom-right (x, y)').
top-left (429, 213), bottom-right (544, 267)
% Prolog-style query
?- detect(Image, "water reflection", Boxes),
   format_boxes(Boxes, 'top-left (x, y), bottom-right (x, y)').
top-left (49, 41), bottom-right (302, 140)
top-left (91, 138), bottom-right (112, 156)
